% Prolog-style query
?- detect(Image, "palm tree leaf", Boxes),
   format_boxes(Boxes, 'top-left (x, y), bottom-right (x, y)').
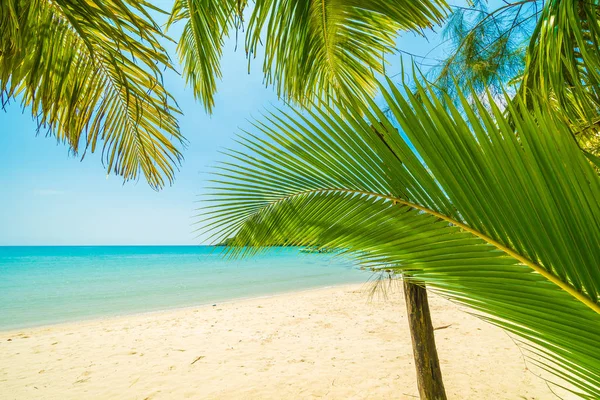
top-left (168, 0), bottom-right (448, 111)
top-left (519, 0), bottom-right (600, 145)
top-left (167, 0), bottom-right (243, 113)
top-left (1, 0), bottom-right (184, 189)
top-left (201, 76), bottom-right (600, 397)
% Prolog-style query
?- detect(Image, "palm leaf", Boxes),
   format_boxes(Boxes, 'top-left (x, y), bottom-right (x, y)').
top-left (1, 0), bottom-right (184, 189)
top-left (168, 0), bottom-right (448, 111)
top-left (519, 0), bottom-right (600, 150)
top-left (167, 0), bottom-right (243, 113)
top-left (200, 77), bottom-right (600, 398)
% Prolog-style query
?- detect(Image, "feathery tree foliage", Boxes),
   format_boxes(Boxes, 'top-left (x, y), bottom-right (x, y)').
top-left (201, 77), bottom-right (600, 398)
top-left (433, 0), bottom-right (536, 99)
top-left (0, 0), bottom-right (185, 189)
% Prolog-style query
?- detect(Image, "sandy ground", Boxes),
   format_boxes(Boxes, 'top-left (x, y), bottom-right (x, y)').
top-left (0, 283), bottom-right (561, 399)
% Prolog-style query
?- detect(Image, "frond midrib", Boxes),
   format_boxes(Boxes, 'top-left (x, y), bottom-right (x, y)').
top-left (238, 186), bottom-right (600, 315)
top-left (316, 0), bottom-right (340, 93)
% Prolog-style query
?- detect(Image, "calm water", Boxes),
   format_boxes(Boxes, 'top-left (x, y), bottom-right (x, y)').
top-left (0, 246), bottom-right (367, 330)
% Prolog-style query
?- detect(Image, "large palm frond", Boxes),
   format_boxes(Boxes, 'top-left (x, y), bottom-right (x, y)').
top-left (1, 0), bottom-right (184, 189)
top-left (167, 0), bottom-right (448, 112)
top-left (201, 78), bottom-right (600, 398)
top-left (520, 0), bottom-right (600, 153)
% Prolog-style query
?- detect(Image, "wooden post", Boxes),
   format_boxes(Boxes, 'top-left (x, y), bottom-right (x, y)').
top-left (403, 279), bottom-right (447, 400)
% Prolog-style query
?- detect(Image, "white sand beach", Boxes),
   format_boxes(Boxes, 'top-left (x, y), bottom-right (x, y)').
top-left (0, 283), bottom-right (560, 399)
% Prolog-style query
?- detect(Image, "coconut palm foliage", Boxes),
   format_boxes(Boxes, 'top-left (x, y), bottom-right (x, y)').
top-left (167, 0), bottom-right (448, 113)
top-left (201, 78), bottom-right (600, 398)
top-left (0, 0), bottom-right (184, 189)
top-left (520, 0), bottom-right (600, 155)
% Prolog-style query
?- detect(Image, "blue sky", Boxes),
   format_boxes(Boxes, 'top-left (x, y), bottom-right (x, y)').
top-left (0, 7), bottom-right (446, 245)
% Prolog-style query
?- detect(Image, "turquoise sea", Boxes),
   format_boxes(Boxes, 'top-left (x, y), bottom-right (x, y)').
top-left (0, 246), bottom-right (368, 330)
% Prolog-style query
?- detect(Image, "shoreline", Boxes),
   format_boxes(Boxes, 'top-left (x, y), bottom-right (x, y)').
top-left (0, 283), bottom-right (566, 399)
top-left (0, 246), bottom-right (368, 333)
top-left (0, 281), bottom-right (368, 334)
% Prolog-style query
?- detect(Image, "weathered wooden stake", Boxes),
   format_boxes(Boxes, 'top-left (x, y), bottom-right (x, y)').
top-left (403, 279), bottom-right (447, 400)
